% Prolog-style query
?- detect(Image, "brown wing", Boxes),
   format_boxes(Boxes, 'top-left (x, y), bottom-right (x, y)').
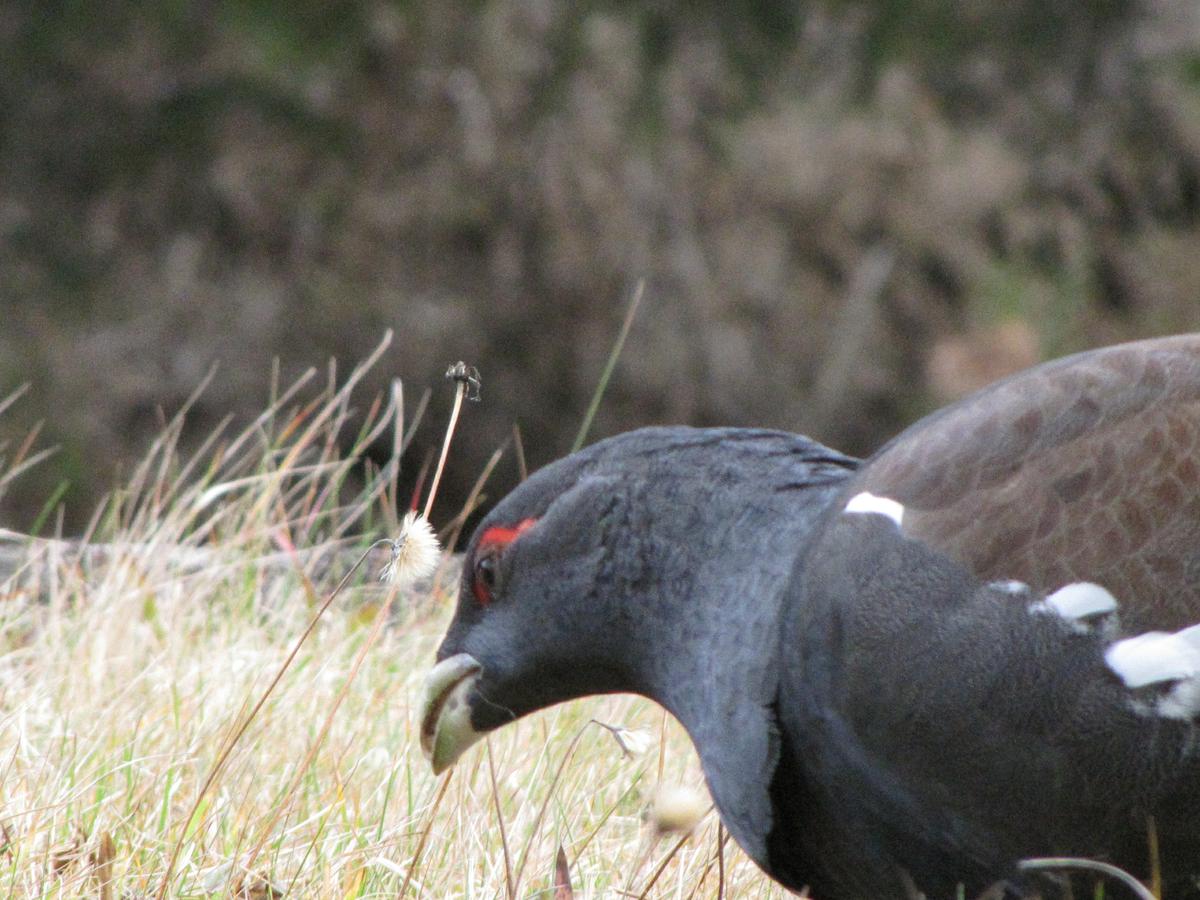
top-left (855, 334), bottom-right (1200, 632)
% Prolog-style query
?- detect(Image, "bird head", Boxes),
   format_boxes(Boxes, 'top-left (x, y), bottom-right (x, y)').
top-left (418, 426), bottom-right (857, 775)
top-left (420, 463), bottom-right (635, 772)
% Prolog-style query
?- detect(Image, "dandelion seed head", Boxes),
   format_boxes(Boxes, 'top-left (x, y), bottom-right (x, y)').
top-left (616, 727), bottom-right (652, 757)
top-left (647, 784), bottom-right (707, 835)
top-left (380, 511), bottom-right (441, 590)
top-left (591, 719), bottom-right (653, 759)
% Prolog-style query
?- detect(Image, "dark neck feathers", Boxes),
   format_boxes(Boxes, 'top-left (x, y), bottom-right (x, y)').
top-left (573, 429), bottom-right (854, 867)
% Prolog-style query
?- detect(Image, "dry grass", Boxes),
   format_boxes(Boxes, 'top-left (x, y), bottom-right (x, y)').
top-left (0, 345), bottom-right (783, 898)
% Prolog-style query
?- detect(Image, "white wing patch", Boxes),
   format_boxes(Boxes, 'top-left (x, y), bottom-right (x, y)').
top-left (844, 491), bottom-right (905, 527)
top-left (1105, 623), bottom-right (1200, 689)
top-left (1032, 582), bottom-right (1118, 622)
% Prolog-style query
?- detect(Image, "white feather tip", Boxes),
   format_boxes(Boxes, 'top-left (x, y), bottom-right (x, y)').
top-left (1034, 582), bottom-right (1118, 622)
top-left (844, 491), bottom-right (905, 527)
top-left (1105, 622), bottom-right (1200, 689)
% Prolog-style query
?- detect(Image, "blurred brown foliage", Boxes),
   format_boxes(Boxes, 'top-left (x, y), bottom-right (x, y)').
top-left (2, 1), bottom-right (1199, 530)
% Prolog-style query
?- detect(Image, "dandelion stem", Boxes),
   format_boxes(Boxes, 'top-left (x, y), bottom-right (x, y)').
top-left (155, 537), bottom-right (392, 900)
top-left (423, 380), bottom-right (466, 520)
top-left (243, 561), bottom-right (406, 877)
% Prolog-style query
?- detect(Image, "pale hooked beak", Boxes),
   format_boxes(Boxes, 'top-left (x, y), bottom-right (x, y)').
top-left (419, 653), bottom-right (485, 774)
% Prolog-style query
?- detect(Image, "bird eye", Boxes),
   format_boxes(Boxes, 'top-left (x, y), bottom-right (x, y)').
top-left (473, 553), bottom-right (498, 605)
top-left (469, 518), bottom-right (536, 606)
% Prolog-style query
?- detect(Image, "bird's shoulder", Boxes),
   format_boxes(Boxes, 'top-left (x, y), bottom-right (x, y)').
top-left (853, 333), bottom-right (1200, 631)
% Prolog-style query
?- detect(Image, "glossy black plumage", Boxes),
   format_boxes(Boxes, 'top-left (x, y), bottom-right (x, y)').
top-left (422, 335), bottom-right (1200, 899)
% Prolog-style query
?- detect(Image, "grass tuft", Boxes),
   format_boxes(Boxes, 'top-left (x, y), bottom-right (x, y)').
top-left (0, 347), bottom-right (779, 897)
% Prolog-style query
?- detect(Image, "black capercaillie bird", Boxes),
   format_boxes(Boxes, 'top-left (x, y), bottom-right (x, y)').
top-left (419, 334), bottom-right (1200, 898)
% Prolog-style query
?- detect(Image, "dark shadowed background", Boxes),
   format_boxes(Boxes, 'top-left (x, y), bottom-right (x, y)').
top-left (2, 0), bottom-right (1199, 533)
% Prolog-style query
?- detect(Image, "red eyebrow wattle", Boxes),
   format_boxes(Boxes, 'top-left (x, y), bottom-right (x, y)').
top-left (478, 517), bottom-right (538, 552)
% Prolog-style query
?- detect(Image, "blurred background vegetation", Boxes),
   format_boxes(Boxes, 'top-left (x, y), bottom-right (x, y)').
top-left (2, 0), bottom-right (1199, 532)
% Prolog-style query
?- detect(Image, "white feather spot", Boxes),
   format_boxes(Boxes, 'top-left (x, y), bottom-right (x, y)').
top-left (844, 491), bottom-right (905, 527)
top-left (1105, 622), bottom-right (1200, 689)
top-left (1155, 679), bottom-right (1200, 720)
top-left (1031, 582), bottom-right (1118, 621)
top-left (989, 579), bottom-right (1029, 595)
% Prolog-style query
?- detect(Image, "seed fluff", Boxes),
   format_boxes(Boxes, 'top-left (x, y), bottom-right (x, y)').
top-left (380, 511), bottom-right (441, 590)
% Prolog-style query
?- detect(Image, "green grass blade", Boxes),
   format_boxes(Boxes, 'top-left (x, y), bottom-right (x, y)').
top-left (572, 280), bottom-right (645, 453)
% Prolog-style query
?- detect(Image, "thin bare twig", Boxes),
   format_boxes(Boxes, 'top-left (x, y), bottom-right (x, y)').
top-left (240, 560), bottom-right (405, 876)
top-left (635, 831), bottom-right (696, 900)
top-left (398, 774), bottom-right (455, 897)
top-left (717, 821), bottom-right (726, 899)
top-left (1017, 857), bottom-right (1156, 900)
top-left (155, 537), bottom-right (392, 899)
top-left (486, 738), bottom-right (515, 900)
top-left (511, 722), bottom-right (598, 896)
top-left (512, 423), bottom-right (528, 483)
